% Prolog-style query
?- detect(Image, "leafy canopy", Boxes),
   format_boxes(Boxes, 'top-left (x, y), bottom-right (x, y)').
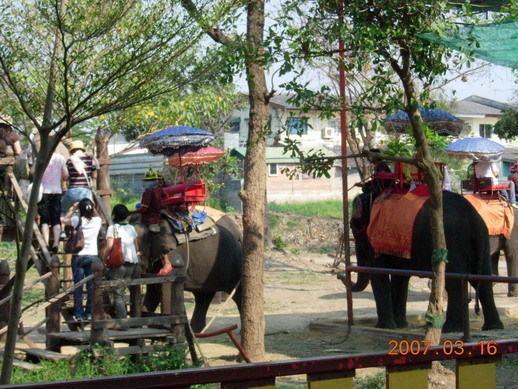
top-left (0, 0), bottom-right (221, 134)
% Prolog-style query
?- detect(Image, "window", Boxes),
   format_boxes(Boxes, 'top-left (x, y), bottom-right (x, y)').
top-left (268, 163), bottom-right (278, 176)
top-left (229, 117), bottom-right (240, 132)
top-left (479, 124), bottom-right (493, 138)
top-left (286, 117), bottom-right (308, 135)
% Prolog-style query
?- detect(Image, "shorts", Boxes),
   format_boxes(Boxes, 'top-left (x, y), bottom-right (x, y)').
top-left (61, 187), bottom-right (92, 215)
top-left (38, 193), bottom-right (62, 226)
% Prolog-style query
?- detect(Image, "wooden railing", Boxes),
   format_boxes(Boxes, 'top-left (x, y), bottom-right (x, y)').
top-left (1, 340), bottom-right (517, 388)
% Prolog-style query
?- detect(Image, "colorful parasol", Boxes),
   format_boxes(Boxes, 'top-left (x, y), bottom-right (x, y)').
top-left (445, 137), bottom-right (505, 162)
top-left (140, 126), bottom-right (216, 155)
top-left (167, 146), bottom-right (226, 167)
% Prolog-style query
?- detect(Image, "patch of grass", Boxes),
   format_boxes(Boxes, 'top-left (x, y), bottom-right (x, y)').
top-left (110, 194), bottom-right (141, 212)
top-left (286, 218), bottom-right (301, 228)
top-left (11, 344), bottom-right (206, 385)
top-left (354, 372), bottom-right (385, 389)
top-left (268, 200), bottom-right (344, 218)
top-left (268, 214), bottom-right (282, 231)
top-left (499, 356), bottom-right (518, 368)
top-left (207, 197), bottom-right (237, 213)
top-left (304, 244), bottom-right (335, 254)
top-left (0, 241), bottom-right (17, 260)
top-left (272, 236), bottom-right (287, 251)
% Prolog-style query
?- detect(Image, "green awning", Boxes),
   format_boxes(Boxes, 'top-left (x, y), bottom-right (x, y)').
top-left (417, 20), bottom-right (518, 69)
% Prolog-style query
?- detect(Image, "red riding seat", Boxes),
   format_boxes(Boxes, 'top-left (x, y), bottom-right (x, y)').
top-left (461, 177), bottom-right (510, 194)
top-left (162, 180), bottom-right (207, 206)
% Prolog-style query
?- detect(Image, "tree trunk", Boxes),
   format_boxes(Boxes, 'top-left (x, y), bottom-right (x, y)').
top-left (238, 0), bottom-right (268, 362)
top-left (399, 68), bottom-right (446, 345)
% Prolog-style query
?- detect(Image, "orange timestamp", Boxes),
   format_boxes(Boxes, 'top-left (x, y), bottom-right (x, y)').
top-left (388, 340), bottom-right (499, 356)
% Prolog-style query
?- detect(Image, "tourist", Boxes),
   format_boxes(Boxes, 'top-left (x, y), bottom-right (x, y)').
top-left (104, 204), bottom-right (140, 322)
top-left (63, 198), bottom-right (102, 320)
top-left (37, 152), bottom-right (69, 253)
top-left (475, 160), bottom-right (518, 208)
top-left (61, 140), bottom-right (99, 215)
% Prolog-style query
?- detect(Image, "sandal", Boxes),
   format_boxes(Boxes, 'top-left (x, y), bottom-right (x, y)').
top-left (157, 264), bottom-right (173, 276)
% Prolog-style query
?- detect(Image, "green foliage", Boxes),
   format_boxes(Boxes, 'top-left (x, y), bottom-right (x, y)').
top-left (10, 344), bottom-right (202, 385)
top-left (206, 197), bottom-right (237, 213)
top-left (354, 372), bottom-right (386, 389)
top-left (268, 201), bottom-right (343, 218)
top-left (0, 242), bottom-right (17, 260)
top-left (493, 107), bottom-right (518, 140)
top-left (110, 85), bottom-right (244, 142)
top-left (272, 236), bottom-right (287, 251)
top-left (274, 0), bottom-right (479, 179)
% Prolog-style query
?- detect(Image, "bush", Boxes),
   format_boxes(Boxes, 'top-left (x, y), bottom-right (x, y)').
top-left (10, 344), bottom-right (204, 385)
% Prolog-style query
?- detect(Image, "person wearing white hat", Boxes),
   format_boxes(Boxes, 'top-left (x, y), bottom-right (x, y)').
top-left (61, 140), bottom-right (99, 215)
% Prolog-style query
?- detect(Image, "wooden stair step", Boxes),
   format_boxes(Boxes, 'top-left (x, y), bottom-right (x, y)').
top-left (21, 348), bottom-right (71, 362)
top-left (48, 328), bottom-right (174, 343)
top-left (13, 358), bottom-right (42, 371)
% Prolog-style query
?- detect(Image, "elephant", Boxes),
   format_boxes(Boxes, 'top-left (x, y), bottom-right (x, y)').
top-left (134, 214), bottom-right (243, 332)
top-left (350, 187), bottom-right (503, 333)
top-left (489, 217), bottom-right (518, 297)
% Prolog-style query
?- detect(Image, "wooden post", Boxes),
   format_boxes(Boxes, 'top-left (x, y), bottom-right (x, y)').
top-left (171, 254), bottom-right (185, 341)
top-left (0, 261), bottom-right (10, 343)
top-left (129, 265), bottom-right (142, 319)
top-left (90, 257), bottom-right (105, 345)
top-left (46, 257), bottom-right (61, 351)
top-left (95, 127), bottom-right (112, 223)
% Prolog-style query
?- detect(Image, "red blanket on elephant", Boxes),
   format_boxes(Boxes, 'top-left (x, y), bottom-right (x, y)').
top-left (366, 186), bottom-right (429, 259)
top-left (463, 194), bottom-right (514, 239)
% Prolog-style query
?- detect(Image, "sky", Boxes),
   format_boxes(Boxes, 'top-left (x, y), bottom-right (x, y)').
top-left (442, 62), bottom-right (517, 103)
top-left (244, 60), bottom-right (517, 105)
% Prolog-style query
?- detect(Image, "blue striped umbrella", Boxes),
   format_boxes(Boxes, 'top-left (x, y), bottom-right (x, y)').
top-left (445, 137), bottom-right (505, 161)
top-left (140, 126), bottom-right (216, 155)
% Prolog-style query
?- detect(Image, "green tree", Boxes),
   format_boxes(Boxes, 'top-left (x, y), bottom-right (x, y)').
top-left (493, 107), bottom-right (518, 140)
top-left (0, 0), bottom-right (221, 383)
top-left (279, 0), bottom-right (492, 344)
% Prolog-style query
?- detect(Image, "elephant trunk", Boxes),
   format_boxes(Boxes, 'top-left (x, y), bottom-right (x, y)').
top-left (351, 272), bottom-right (370, 292)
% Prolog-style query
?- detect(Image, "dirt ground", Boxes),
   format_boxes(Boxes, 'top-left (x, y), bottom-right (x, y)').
top-left (190, 249), bottom-right (518, 389)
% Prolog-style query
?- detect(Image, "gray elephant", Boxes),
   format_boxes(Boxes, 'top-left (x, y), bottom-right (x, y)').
top-left (350, 188), bottom-right (503, 333)
top-left (134, 214), bottom-right (243, 332)
top-left (489, 218), bottom-right (518, 297)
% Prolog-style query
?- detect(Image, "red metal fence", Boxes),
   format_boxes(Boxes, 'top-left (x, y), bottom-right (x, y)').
top-left (2, 340), bottom-right (517, 388)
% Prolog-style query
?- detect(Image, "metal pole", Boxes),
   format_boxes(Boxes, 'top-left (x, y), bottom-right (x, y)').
top-left (338, 3), bottom-right (353, 326)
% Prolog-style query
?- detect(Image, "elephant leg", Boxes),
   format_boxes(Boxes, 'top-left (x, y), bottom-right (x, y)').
top-left (231, 283), bottom-right (243, 327)
top-left (443, 279), bottom-right (464, 333)
top-left (490, 251), bottom-right (500, 276)
top-left (371, 273), bottom-right (397, 329)
top-left (477, 280), bottom-right (504, 330)
top-left (191, 291), bottom-right (216, 333)
top-left (502, 241), bottom-right (518, 297)
top-left (391, 275), bottom-right (410, 328)
top-left (143, 283), bottom-right (161, 313)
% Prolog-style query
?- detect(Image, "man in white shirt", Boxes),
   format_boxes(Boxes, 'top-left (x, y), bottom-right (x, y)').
top-left (37, 152), bottom-right (69, 252)
top-left (475, 161), bottom-right (518, 208)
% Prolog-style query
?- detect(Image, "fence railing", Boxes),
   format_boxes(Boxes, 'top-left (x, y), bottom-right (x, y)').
top-left (2, 340), bottom-right (517, 388)
top-left (341, 265), bottom-right (518, 341)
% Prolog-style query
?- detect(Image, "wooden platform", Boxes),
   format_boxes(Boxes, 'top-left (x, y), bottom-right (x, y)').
top-left (48, 328), bottom-right (173, 343)
top-left (21, 348), bottom-right (72, 362)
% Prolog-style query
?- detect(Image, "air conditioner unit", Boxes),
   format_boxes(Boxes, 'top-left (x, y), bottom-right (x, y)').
top-left (322, 127), bottom-right (335, 139)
